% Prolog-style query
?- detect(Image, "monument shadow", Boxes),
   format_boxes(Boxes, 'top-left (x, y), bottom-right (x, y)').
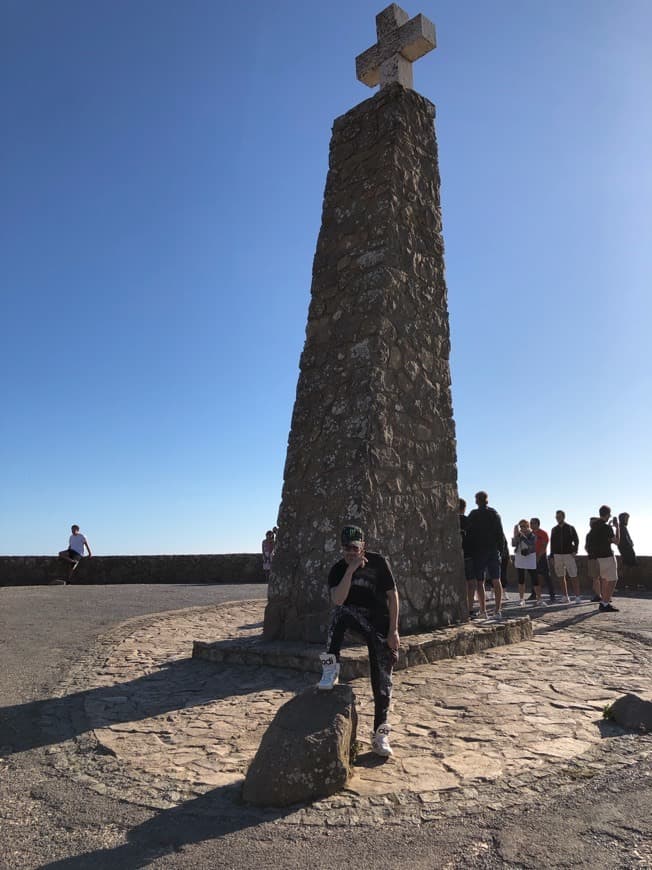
top-left (0, 658), bottom-right (312, 756)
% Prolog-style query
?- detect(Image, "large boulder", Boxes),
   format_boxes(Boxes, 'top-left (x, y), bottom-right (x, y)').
top-left (242, 685), bottom-right (357, 806)
top-left (610, 693), bottom-right (652, 732)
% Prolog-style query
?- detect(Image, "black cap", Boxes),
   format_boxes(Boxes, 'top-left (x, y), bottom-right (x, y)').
top-left (341, 525), bottom-right (364, 546)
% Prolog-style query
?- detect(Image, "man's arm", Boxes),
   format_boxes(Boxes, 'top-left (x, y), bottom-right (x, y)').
top-left (330, 555), bottom-right (365, 606)
top-left (84, 538), bottom-right (92, 557)
top-left (570, 526), bottom-right (579, 553)
top-left (386, 588), bottom-right (400, 650)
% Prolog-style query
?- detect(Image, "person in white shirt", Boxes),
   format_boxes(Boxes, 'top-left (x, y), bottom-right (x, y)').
top-left (58, 524), bottom-right (92, 582)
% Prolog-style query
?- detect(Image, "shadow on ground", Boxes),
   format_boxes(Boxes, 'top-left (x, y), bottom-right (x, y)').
top-left (0, 658), bottom-right (310, 756)
top-left (40, 784), bottom-right (295, 870)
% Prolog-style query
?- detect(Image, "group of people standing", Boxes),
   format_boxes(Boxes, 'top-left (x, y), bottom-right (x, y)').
top-left (460, 492), bottom-right (635, 620)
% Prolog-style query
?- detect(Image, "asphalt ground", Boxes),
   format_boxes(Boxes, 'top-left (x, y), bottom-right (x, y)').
top-left (1, 584), bottom-right (651, 869)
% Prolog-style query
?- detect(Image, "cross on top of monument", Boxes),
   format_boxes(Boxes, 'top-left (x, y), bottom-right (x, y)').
top-left (356, 4), bottom-right (436, 91)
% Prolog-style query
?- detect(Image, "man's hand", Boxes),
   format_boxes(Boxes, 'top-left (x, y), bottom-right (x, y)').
top-left (387, 629), bottom-right (400, 651)
top-left (349, 553), bottom-right (367, 573)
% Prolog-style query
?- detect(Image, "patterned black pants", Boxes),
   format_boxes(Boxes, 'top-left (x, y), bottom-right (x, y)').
top-left (326, 605), bottom-right (396, 732)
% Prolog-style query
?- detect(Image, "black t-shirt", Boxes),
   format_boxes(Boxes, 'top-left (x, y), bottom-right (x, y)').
top-left (586, 521), bottom-right (615, 559)
top-left (466, 506), bottom-right (504, 554)
top-left (328, 551), bottom-right (396, 632)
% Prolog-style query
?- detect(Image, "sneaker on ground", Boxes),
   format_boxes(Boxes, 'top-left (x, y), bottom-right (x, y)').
top-left (519, 599), bottom-right (526, 607)
top-left (536, 599), bottom-right (548, 606)
top-left (317, 653), bottom-right (340, 690)
top-left (372, 724), bottom-right (393, 757)
top-left (502, 591), bottom-right (510, 601)
top-left (479, 610), bottom-right (488, 619)
top-left (564, 596), bottom-right (572, 604)
top-left (48, 579), bottom-right (67, 585)
top-left (493, 610), bottom-right (503, 620)
top-left (549, 595), bottom-right (557, 603)
top-left (602, 603), bottom-right (619, 613)
top-left (574, 595), bottom-right (583, 604)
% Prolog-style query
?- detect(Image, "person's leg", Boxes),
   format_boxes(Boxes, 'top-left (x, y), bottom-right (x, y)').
top-left (476, 579), bottom-right (487, 616)
top-left (319, 606), bottom-right (351, 689)
top-left (517, 568), bottom-right (526, 605)
top-left (368, 632), bottom-right (397, 733)
top-left (467, 580), bottom-right (476, 615)
top-left (598, 558), bottom-right (619, 611)
top-left (554, 556), bottom-right (570, 601)
top-left (492, 578), bottom-right (502, 614)
top-left (603, 579), bottom-right (617, 604)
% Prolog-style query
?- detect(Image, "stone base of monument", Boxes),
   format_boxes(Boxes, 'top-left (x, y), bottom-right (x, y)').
top-left (242, 685), bottom-right (357, 807)
top-left (192, 616), bottom-right (533, 679)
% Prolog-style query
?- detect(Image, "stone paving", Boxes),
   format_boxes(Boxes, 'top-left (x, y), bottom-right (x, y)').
top-left (42, 597), bottom-right (652, 827)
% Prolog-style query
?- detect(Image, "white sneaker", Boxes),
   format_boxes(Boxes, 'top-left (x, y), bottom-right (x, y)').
top-left (536, 599), bottom-right (548, 607)
top-left (317, 653), bottom-right (340, 690)
top-left (564, 596), bottom-right (572, 604)
top-left (575, 595), bottom-right (583, 604)
top-left (519, 599), bottom-right (525, 607)
top-left (372, 724), bottom-right (393, 757)
top-left (479, 610), bottom-right (488, 619)
top-left (502, 591), bottom-right (510, 601)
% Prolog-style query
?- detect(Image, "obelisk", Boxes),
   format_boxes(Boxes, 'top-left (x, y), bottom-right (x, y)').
top-left (264, 4), bottom-right (467, 642)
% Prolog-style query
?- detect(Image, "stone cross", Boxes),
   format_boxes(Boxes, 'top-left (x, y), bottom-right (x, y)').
top-left (356, 4), bottom-right (436, 90)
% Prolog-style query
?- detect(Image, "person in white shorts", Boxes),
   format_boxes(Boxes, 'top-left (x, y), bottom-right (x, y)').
top-left (586, 506), bottom-right (620, 613)
top-left (550, 510), bottom-right (580, 603)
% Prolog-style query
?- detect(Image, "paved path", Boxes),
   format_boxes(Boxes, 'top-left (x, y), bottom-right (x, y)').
top-left (1, 586), bottom-right (651, 869)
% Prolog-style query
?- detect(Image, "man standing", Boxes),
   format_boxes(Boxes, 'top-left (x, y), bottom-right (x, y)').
top-left (531, 518), bottom-right (555, 602)
top-left (58, 524), bottom-right (92, 583)
top-left (318, 525), bottom-right (400, 757)
top-left (466, 491), bottom-right (505, 620)
top-left (459, 499), bottom-right (477, 617)
top-left (586, 506), bottom-right (620, 613)
top-left (550, 510), bottom-right (580, 604)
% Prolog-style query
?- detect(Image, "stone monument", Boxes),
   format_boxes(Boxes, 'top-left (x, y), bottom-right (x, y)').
top-left (264, 4), bottom-right (467, 643)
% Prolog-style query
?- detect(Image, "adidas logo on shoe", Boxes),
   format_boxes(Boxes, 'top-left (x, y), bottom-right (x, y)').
top-left (372, 723), bottom-right (393, 757)
top-left (317, 653), bottom-right (340, 690)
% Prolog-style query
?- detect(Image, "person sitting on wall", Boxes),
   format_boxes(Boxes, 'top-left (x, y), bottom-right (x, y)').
top-left (317, 525), bottom-right (400, 758)
top-left (57, 524), bottom-right (92, 584)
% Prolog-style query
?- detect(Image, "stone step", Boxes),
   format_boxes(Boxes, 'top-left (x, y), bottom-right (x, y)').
top-left (192, 615), bottom-right (532, 680)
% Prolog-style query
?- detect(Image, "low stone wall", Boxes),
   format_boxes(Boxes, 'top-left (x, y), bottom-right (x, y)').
top-left (1, 553), bottom-right (649, 592)
top-left (0, 554), bottom-right (266, 586)
top-left (505, 555), bottom-right (651, 593)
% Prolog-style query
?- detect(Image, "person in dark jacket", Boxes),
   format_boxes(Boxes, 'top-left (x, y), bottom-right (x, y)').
top-left (459, 499), bottom-right (477, 616)
top-left (617, 513), bottom-right (637, 567)
top-left (550, 510), bottom-right (581, 603)
top-left (585, 517), bottom-right (602, 601)
top-left (585, 506), bottom-right (620, 612)
top-left (466, 491), bottom-right (505, 620)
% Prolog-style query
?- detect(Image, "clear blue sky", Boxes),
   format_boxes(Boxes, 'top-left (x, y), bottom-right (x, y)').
top-left (2, 0), bottom-right (651, 556)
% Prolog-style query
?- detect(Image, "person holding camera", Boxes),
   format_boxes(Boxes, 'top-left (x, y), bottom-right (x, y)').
top-left (513, 519), bottom-right (545, 607)
top-left (585, 506), bottom-right (620, 612)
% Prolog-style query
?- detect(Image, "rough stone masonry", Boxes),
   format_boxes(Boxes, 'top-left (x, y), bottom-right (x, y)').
top-left (264, 6), bottom-right (466, 643)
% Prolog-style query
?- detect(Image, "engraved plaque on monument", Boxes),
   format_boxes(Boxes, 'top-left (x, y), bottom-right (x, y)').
top-left (264, 5), bottom-right (467, 642)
